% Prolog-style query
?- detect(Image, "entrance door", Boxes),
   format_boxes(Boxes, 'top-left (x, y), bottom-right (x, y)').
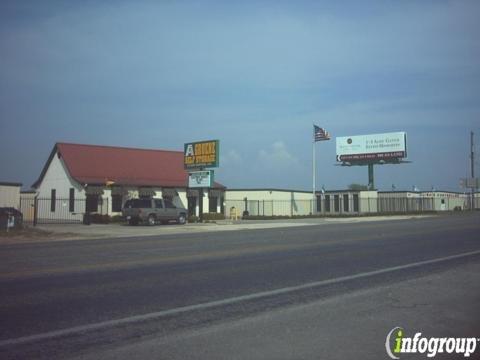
top-left (86, 194), bottom-right (99, 213)
top-left (440, 199), bottom-right (446, 211)
top-left (188, 197), bottom-right (197, 217)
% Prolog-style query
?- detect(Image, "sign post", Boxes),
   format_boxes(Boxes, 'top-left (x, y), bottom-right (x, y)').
top-left (184, 140), bottom-right (220, 222)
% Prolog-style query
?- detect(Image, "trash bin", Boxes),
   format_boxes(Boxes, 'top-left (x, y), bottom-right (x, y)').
top-left (0, 212), bottom-right (7, 231)
top-left (0, 208), bottom-right (23, 230)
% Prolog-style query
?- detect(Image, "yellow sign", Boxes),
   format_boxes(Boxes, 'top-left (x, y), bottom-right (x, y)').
top-left (184, 140), bottom-right (219, 169)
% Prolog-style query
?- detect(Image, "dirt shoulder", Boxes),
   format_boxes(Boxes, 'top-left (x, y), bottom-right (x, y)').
top-left (0, 214), bottom-right (437, 245)
top-left (0, 227), bottom-right (101, 245)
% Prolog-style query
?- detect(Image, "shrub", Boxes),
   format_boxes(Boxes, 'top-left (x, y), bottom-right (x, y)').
top-left (110, 215), bottom-right (125, 223)
top-left (90, 214), bottom-right (110, 224)
top-left (188, 215), bottom-right (199, 223)
top-left (202, 212), bottom-right (225, 221)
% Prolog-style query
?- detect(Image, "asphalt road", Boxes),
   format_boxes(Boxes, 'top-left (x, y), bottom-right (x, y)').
top-left (0, 214), bottom-right (479, 359)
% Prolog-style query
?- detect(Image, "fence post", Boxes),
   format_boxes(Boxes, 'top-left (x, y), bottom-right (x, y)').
top-left (33, 197), bottom-right (38, 226)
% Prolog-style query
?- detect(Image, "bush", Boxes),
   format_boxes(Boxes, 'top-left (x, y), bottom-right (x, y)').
top-left (188, 215), bottom-right (199, 223)
top-left (202, 212), bottom-right (225, 221)
top-left (110, 215), bottom-right (125, 223)
top-left (90, 214), bottom-right (110, 224)
top-left (243, 215), bottom-right (290, 220)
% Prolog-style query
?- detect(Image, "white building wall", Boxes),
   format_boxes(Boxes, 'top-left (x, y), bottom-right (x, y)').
top-left (0, 185), bottom-right (21, 208)
top-left (37, 154), bottom-right (84, 199)
top-left (176, 190), bottom-right (188, 210)
top-left (359, 191), bottom-right (378, 213)
top-left (35, 154), bottom-right (85, 222)
top-left (225, 190), bottom-right (315, 216)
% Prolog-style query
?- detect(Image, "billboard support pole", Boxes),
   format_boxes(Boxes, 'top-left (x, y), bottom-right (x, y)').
top-left (471, 131), bottom-right (475, 210)
top-left (368, 163), bottom-right (374, 190)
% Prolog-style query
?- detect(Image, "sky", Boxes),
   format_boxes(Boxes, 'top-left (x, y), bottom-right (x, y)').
top-left (0, 0), bottom-right (479, 192)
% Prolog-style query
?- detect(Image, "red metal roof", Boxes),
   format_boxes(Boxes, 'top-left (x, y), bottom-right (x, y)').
top-left (33, 143), bottom-right (225, 189)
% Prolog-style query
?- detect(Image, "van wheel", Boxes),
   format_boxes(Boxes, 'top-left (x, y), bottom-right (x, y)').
top-left (147, 215), bottom-right (156, 226)
top-left (178, 214), bottom-right (186, 225)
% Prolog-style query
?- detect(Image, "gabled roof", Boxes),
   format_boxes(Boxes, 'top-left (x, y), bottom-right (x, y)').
top-left (33, 142), bottom-right (225, 189)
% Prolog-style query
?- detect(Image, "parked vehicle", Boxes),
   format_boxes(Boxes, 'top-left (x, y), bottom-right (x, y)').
top-left (122, 198), bottom-right (187, 226)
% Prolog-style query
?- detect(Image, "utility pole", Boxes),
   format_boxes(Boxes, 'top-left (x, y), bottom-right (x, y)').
top-left (471, 131), bottom-right (475, 210)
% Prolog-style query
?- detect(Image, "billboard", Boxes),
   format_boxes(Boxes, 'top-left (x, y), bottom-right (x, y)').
top-left (336, 132), bottom-right (407, 162)
top-left (184, 140), bottom-right (219, 169)
top-left (188, 170), bottom-right (214, 188)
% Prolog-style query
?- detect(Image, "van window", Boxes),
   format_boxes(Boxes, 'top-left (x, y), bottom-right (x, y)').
top-left (125, 199), bottom-right (152, 208)
top-left (164, 199), bottom-right (176, 209)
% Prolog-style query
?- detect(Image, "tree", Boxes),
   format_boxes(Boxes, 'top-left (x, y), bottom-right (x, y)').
top-left (348, 183), bottom-right (369, 191)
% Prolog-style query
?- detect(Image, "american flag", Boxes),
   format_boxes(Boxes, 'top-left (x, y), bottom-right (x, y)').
top-left (314, 125), bottom-right (331, 141)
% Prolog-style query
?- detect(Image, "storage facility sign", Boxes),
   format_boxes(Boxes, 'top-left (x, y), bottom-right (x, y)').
top-left (336, 132), bottom-right (407, 162)
top-left (188, 170), bottom-right (214, 188)
top-left (184, 140), bottom-right (219, 169)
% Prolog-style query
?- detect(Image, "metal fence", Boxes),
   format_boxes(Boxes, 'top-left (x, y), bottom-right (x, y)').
top-left (224, 196), bottom-right (469, 218)
top-left (16, 195), bottom-right (476, 225)
top-left (20, 197), bottom-right (110, 225)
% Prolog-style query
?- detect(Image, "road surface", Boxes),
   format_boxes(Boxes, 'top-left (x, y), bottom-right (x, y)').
top-left (0, 214), bottom-right (479, 359)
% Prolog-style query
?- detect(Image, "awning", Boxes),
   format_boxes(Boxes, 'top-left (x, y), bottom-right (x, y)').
top-left (139, 188), bottom-right (156, 197)
top-left (162, 188), bottom-right (178, 197)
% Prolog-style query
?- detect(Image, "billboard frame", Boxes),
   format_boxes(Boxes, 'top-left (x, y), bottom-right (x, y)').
top-left (336, 132), bottom-right (407, 165)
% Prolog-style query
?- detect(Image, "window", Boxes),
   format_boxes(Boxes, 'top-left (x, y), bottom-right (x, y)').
top-left (334, 195), bottom-right (340, 212)
top-left (316, 196), bottom-right (322, 212)
top-left (124, 199), bottom-right (152, 208)
top-left (164, 199), bottom-right (176, 209)
top-left (68, 188), bottom-right (75, 212)
top-left (325, 195), bottom-right (331, 212)
top-left (112, 195), bottom-right (122, 212)
top-left (154, 199), bottom-right (164, 209)
top-left (209, 196), bottom-right (217, 213)
top-left (51, 189), bottom-right (56, 212)
top-left (343, 194), bottom-right (349, 212)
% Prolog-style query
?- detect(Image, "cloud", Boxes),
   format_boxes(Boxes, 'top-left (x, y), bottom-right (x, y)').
top-left (221, 149), bottom-right (242, 166)
top-left (258, 141), bottom-right (298, 166)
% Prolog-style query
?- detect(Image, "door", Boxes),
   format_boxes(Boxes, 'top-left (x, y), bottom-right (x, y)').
top-left (163, 198), bottom-right (177, 220)
top-left (86, 194), bottom-right (99, 213)
top-left (188, 197), bottom-right (197, 217)
top-left (440, 199), bottom-right (446, 211)
top-left (154, 199), bottom-right (165, 220)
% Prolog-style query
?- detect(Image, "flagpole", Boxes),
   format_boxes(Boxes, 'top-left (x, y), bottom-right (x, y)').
top-left (312, 125), bottom-right (316, 202)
